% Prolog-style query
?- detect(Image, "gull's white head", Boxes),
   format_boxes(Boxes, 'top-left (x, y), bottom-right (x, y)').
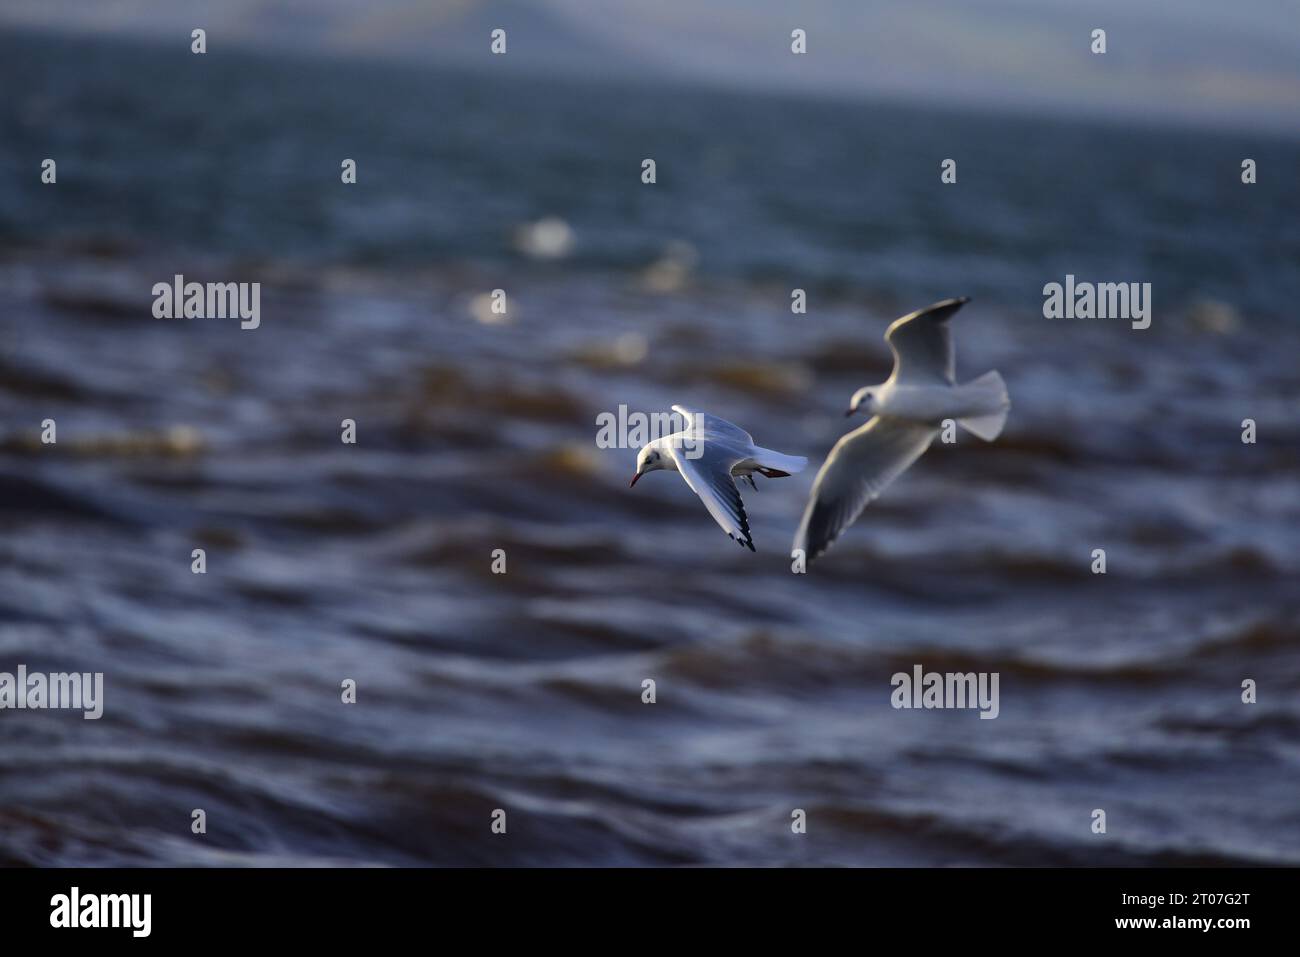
top-left (846, 385), bottom-right (882, 418)
top-left (630, 441), bottom-right (674, 487)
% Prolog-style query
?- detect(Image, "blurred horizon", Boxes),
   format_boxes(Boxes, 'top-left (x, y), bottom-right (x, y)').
top-left (3, 11), bottom-right (1298, 868)
top-left (2, 0), bottom-right (1299, 137)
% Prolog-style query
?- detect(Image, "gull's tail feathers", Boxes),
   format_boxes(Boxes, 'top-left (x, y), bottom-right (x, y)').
top-left (753, 449), bottom-right (808, 475)
top-left (956, 370), bottom-right (1009, 441)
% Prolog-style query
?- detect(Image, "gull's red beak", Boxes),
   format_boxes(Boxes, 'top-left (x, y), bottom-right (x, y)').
top-left (629, 472), bottom-right (641, 488)
top-left (844, 408), bottom-right (855, 417)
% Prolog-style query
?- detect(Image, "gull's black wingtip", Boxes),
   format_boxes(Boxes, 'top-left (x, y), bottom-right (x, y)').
top-left (728, 532), bottom-right (757, 552)
top-left (921, 296), bottom-right (971, 324)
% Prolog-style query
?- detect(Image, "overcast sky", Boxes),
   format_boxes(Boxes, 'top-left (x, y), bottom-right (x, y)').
top-left (5, 0), bottom-right (1298, 133)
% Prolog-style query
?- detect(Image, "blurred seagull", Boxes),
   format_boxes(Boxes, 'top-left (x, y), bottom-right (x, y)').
top-left (793, 297), bottom-right (1009, 564)
top-left (630, 405), bottom-right (807, 551)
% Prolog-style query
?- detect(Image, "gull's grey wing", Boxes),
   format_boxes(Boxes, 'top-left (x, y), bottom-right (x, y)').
top-left (793, 416), bottom-right (937, 563)
top-left (671, 405), bottom-right (753, 444)
top-left (884, 297), bottom-right (969, 385)
top-left (668, 441), bottom-right (755, 551)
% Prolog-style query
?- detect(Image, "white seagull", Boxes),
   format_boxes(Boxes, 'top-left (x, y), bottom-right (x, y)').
top-left (630, 405), bottom-right (807, 551)
top-left (793, 297), bottom-right (1009, 564)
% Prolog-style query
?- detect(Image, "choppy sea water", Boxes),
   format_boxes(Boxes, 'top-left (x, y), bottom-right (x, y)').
top-left (1, 30), bottom-right (1298, 866)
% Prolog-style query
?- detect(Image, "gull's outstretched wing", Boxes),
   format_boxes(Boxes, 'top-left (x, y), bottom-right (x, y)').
top-left (884, 297), bottom-right (969, 385)
top-left (669, 440), bottom-right (755, 551)
top-left (671, 405), bottom-right (753, 445)
top-left (793, 417), bottom-right (937, 563)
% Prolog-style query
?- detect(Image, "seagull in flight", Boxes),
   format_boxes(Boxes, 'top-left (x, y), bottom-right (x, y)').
top-left (793, 297), bottom-right (1009, 564)
top-left (630, 405), bottom-right (807, 551)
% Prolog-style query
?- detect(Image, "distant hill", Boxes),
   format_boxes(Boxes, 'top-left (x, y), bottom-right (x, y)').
top-left (2, 0), bottom-right (1297, 133)
top-left (0, 0), bottom-right (648, 77)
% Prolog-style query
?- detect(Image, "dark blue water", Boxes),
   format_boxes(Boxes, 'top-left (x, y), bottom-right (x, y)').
top-left (1, 29), bottom-right (1298, 866)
